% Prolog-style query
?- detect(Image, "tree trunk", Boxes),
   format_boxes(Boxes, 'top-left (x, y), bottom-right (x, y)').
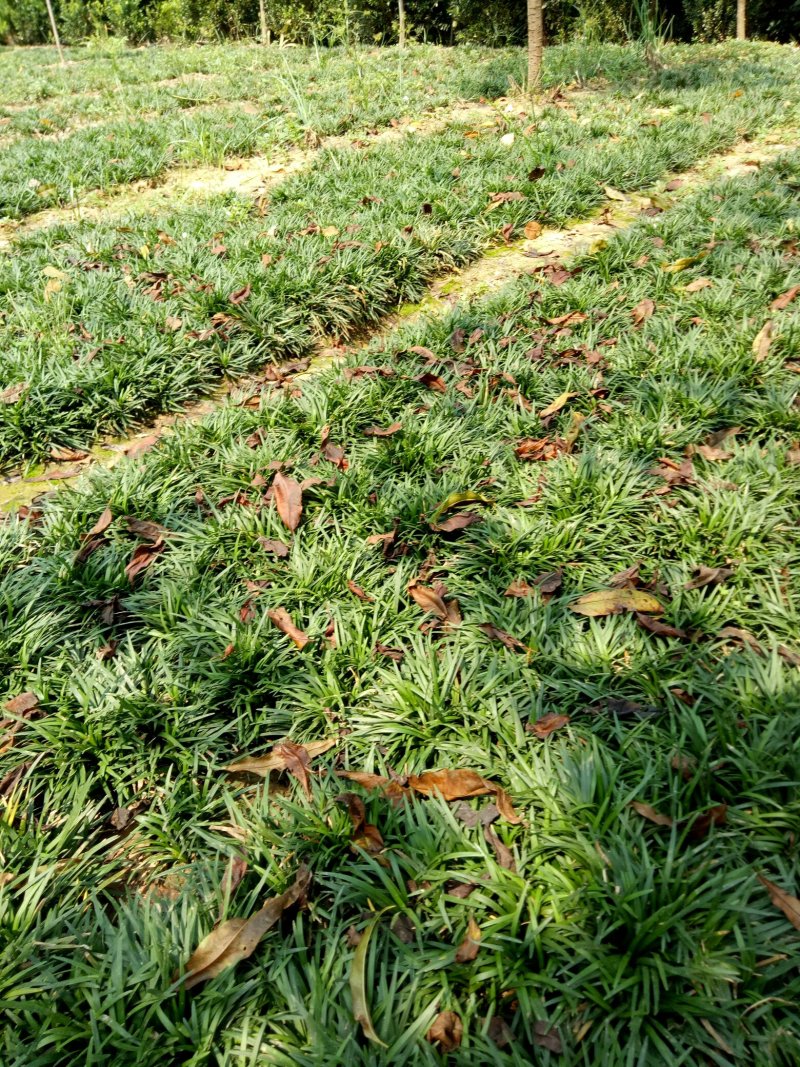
top-left (398, 0), bottom-right (406, 48)
top-left (43, 0), bottom-right (66, 66)
top-left (736, 0), bottom-right (747, 39)
top-left (527, 0), bottom-right (543, 93)
top-left (259, 0), bottom-right (269, 45)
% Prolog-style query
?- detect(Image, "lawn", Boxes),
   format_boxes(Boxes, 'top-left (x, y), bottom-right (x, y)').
top-left (2, 41), bottom-right (799, 472)
top-left (1, 38), bottom-right (800, 1067)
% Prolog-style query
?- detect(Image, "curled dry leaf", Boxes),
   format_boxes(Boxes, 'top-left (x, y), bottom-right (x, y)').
top-left (693, 443), bottom-right (732, 462)
top-left (226, 737), bottom-right (336, 778)
top-left (258, 537), bottom-right (290, 557)
top-left (758, 874), bottom-right (800, 930)
top-left (85, 506), bottom-right (113, 538)
top-left (430, 511), bottom-right (481, 533)
top-left (124, 539), bottom-right (164, 584)
top-left (635, 613), bottom-right (688, 639)
top-left (477, 623), bottom-right (531, 654)
top-left (266, 607), bottom-right (309, 649)
top-left (347, 579), bottom-right (373, 602)
top-left (454, 917), bottom-right (481, 963)
top-left (409, 769), bottom-right (521, 823)
top-left (485, 824), bottom-right (516, 870)
top-left (272, 473), bottom-right (303, 532)
top-left (631, 801), bottom-right (673, 827)
top-left (570, 588), bottom-right (663, 617)
top-left (523, 220), bottom-right (543, 240)
top-left (770, 284), bottom-right (800, 311)
top-left (228, 283), bottom-right (252, 305)
top-left (125, 517), bottom-right (170, 542)
top-left (427, 1011), bottom-right (463, 1052)
top-left (631, 298), bottom-right (655, 325)
top-left (528, 713), bottom-right (570, 739)
top-left (350, 918), bottom-right (386, 1046)
top-left (363, 422), bottom-right (402, 437)
top-left (533, 1021), bottom-right (563, 1054)
top-left (179, 865), bottom-right (310, 989)
top-left (685, 565), bottom-right (734, 590)
top-left (339, 793), bottom-right (384, 854)
top-left (408, 582), bottom-right (461, 626)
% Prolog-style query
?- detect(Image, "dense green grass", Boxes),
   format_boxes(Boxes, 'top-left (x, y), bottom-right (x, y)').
top-left (0, 40), bottom-right (530, 219)
top-left (3, 41), bottom-right (800, 471)
top-left (1, 148), bottom-right (799, 1065)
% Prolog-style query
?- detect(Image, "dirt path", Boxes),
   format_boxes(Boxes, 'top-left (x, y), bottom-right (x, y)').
top-left (0, 127), bottom-right (793, 515)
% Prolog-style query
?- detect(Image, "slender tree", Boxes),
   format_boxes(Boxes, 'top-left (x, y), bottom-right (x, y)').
top-left (259, 0), bottom-right (270, 45)
top-left (43, 0), bottom-right (66, 66)
top-left (527, 0), bottom-right (543, 92)
top-left (398, 0), bottom-right (406, 48)
top-left (736, 0), bottom-right (747, 39)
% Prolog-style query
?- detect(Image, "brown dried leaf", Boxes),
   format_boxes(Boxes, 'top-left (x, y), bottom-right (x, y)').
top-left (529, 713), bottom-right (570, 738)
top-left (86, 506), bottom-right (113, 538)
top-left (408, 769), bottom-right (494, 801)
top-left (454, 917), bottom-right (481, 963)
top-left (226, 737), bottom-right (335, 778)
top-left (631, 801), bottom-right (673, 827)
top-left (272, 473), bottom-right (303, 532)
top-left (322, 442), bottom-right (348, 470)
top-left (533, 1021), bottom-right (563, 1054)
top-left (374, 641), bottom-right (404, 662)
top-left (408, 582), bottom-right (448, 620)
top-left (758, 874), bottom-right (800, 929)
top-left (477, 623), bottom-right (530, 654)
top-left (485, 824), bottom-right (516, 870)
top-left (684, 565), bottom-right (734, 590)
top-left (347, 579), bottom-right (373, 602)
top-left (363, 422), bottom-right (402, 437)
top-left (631, 298), bottom-right (655, 325)
top-left (0, 381), bottom-right (29, 404)
top-left (267, 607), bottom-right (309, 649)
top-left (427, 1011), bottom-right (463, 1051)
top-left (770, 284), bottom-right (800, 311)
top-left (228, 283), bottom-right (252, 305)
top-left (635, 613), bottom-right (688, 639)
top-left (524, 220), bottom-right (543, 240)
top-left (124, 517), bottom-right (169, 542)
top-left (180, 865), bottom-right (310, 989)
top-left (124, 539), bottom-right (164, 584)
top-left (684, 277), bottom-right (713, 292)
top-left (258, 537), bottom-right (290, 558)
top-left (429, 511), bottom-right (481, 534)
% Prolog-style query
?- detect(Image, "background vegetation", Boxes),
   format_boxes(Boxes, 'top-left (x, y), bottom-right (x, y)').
top-left (1, 0), bottom-right (799, 47)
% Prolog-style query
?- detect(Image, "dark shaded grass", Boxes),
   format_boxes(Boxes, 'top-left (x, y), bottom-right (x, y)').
top-left (0, 153), bottom-right (799, 1065)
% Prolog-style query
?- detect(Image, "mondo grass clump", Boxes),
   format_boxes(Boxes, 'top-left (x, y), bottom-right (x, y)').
top-left (1, 151), bottom-right (799, 1065)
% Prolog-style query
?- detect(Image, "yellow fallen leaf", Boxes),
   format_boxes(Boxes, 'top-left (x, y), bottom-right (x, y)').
top-left (570, 588), bottom-right (663, 616)
top-left (41, 265), bottom-right (68, 280)
top-left (662, 252), bottom-right (707, 273)
top-left (752, 320), bottom-right (774, 363)
top-left (321, 225), bottom-right (339, 238)
top-left (684, 277), bottom-right (712, 292)
top-left (500, 132), bottom-right (515, 146)
top-left (524, 220), bottom-right (543, 240)
top-left (604, 186), bottom-right (627, 202)
top-left (539, 390), bottom-right (576, 420)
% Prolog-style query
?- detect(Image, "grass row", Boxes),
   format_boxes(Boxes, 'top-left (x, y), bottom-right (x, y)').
top-left (1, 148), bottom-right (799, 1065)
top-left (3, 47), bottom-right (800, 471)
top-left (0, 43), bottom-right (526, 219)
top-left (2, 40), bottom-right (798, 219)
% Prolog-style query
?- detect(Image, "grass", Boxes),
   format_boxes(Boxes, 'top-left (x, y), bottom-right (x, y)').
top-left (1, 139), bottom-right (799, 1064)
top-left (0, 41), bottom-right (528, 219)
top-left (2, 41), bottom-right (800, 471)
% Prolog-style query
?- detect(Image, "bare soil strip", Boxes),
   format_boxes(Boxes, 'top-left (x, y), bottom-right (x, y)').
top-left (0, 128), bottom-right (792, 514)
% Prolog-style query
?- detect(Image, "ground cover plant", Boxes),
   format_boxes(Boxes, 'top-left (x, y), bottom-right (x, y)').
top-left (0, 40), bottom-right (537, 219)
top-left (2, 40), bottom-right (800, 471)
top-left (1, 144), bottom-right (799, 1065)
